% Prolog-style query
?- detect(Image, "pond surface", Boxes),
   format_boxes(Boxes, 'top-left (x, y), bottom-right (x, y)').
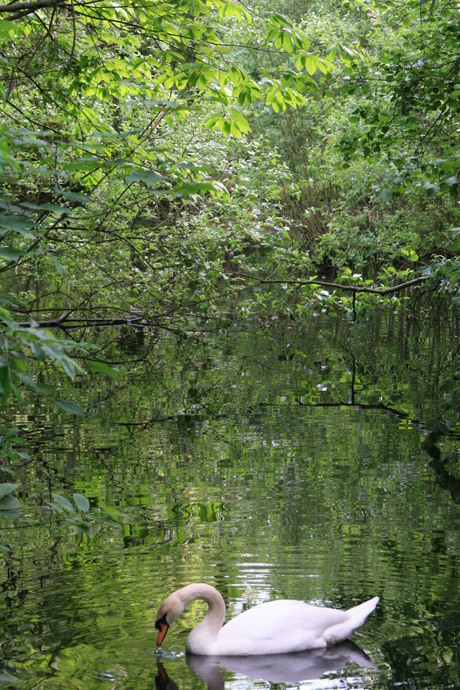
top-left (1, 306), bottom-right (459, 689)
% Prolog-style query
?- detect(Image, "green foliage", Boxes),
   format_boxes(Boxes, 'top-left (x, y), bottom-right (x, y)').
top-left (0, 0), bottom-right (458, 556)
top-left (315, 183), bottom-right (457, 279)
top-left (0, 480), bottom-right (20, 552)
top-left (1, 0), bottom-right (454, 338)
top-left (47, 492), bottom-right (126, 535)
top-left (0, 483), bottom-right (19, 521)
top-left (0, 0), bottom-right (337, 552)
top-left (0, 0), bottom-right (334, 327)
top-left (337, 0), bottom-right (459, 193)
top-left (0, 299), bottom-right (85, 407)
top-left (441, 368), bottom-right (460, 420)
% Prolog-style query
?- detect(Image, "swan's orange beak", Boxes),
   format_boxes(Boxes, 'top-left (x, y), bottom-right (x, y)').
top-left (156, 621), bottom-right (169, 646)
top-left (155, 614), bottom-right (169, 646)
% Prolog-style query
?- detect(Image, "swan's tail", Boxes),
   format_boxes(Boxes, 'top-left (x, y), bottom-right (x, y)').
top-left (324, 596), bottom-right (379, 646)
top-left (346, 596), bottom-right (380, 627)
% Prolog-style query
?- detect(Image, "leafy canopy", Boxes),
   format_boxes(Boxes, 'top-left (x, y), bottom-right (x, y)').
top-left (0, 1), bottom-right (334, 409)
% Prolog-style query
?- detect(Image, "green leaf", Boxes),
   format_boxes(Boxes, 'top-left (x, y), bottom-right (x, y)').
top-left (0, 247), bottom-right (26, 261)
top-left (0, 493), bottom-right (20, 519)
top-left (56, 189), bottom-right (91, 204)
top-left (20, 201), bottom-right (72, 214)
top-left (305, 56), bottom-right (317, 76)
top-left (71, 518), bottom-right (92, 534)
top-left (125, 170), bottom-right (168, 186)
top-left (15, 372), bottom-right (55, 395)
top-left (0, 366), bottom-right (11, 402)
top-left (73, 493), bottom-right (90, 513)
top-left (40, 344), bottom-right (80, 379)
top-left (0, 483), bottom-right (18, 499)
top-left (0, 495), bottom-right (19, 510)
top-left (52, 493), bottom-right (76, 514)
top-left (85, 513), bottom-right (119, 526)
top-left (55, 399), bottom-right (84, 416)
top-left (222, 119), bottom-right (232, 136)
top-left (30, 342), bottom-right (46, 361)
top-left (87, 361), bottom-right (119, 379)
top-left (0, 214), bottom-right (35, 234)
top-left (377, 188), bottom-right (393, 202)
top-left (231, 111), bottom-right (250, 134)
top-left (170, 181), bottom-right (226, 197)
top-left (0, 672), bottom-right (19, 684)
top-left (268, 12), bottom-right (290, 28)
top-left (282, 30), bottom-right (294, 54)
top-left (204, 114), bottom-right (221, 130)
top-left (423, 182), bottom-right (440, 197)
top-left (9, 357), bottom-right (26, 373)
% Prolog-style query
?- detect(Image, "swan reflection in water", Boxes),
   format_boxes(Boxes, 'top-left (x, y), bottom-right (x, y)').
top-left (156, 641), bottom-right (376, 689)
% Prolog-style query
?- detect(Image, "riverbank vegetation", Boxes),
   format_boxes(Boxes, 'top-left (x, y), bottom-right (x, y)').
top-left (1, 0), bottom-right (459, 528)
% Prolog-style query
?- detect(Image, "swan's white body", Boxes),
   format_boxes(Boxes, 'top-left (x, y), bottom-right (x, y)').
top-left (155, 583), bottom-right (379, 656)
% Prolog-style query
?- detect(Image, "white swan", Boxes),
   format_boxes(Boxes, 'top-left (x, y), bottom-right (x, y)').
top-left (155, 583), bottom-right (379, 656)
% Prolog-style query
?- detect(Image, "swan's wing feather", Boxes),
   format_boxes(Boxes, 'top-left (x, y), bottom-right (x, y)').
top-left (216, 600), bottom-right (348, 654)
top-left (223, 600), bottom-right (349, 631)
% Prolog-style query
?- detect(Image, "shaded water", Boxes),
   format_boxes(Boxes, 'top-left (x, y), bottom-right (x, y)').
top-left (0, 307), bottom-right (459, 689)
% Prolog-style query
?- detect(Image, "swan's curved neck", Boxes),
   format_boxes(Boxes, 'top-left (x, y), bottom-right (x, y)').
top-left (177, 584), bottom-right (226, 652)
top-left (177, 584), bottom-right (226, 623)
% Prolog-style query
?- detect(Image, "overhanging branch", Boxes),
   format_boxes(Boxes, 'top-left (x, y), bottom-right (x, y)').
top-left (16, 314), bottom-right (146, 329)
top-left (0, 0), bottom-right (67, 13)
top-left (231, 272), bottom-right (428, 295)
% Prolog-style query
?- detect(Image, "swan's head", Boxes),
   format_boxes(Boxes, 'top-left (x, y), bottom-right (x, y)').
top-left (155, 592), bottom-right (184, 646)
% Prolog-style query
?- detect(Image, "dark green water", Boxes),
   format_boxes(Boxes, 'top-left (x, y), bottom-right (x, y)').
top-left (1, 307), bottom-right (459, 689)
